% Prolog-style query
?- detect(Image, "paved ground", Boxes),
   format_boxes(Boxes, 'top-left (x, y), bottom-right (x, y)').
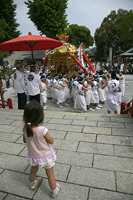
top-left (0, 74), bottom-right (133, 200)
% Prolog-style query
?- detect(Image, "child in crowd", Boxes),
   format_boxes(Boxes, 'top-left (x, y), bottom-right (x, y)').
top-left (22, 101), bottom-right (61, 198)
top-left (40, 75), bottom-right (50, 110)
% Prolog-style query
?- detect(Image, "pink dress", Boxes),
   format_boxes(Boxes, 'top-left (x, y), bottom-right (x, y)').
top-left (23, 126), bottom-right (56, 168)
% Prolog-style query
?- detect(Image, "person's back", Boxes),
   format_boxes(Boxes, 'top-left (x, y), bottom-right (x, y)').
top-left (26, 65), bottom-right (41, 103)
top-left (23, 101), bottom-right (61, 197)
top-left (120, 63), bottom-right (124, 72)
top-left (26, 66), bottom-right (41, 95)
top-left (14, 70), bottom-right (24, 93)
top-left (13, 62), bottom-right (27, 109)
top-left (107, 79), bottom-right (119, 94)
top-left (103, 71), bottom-right (121, 114)
top-left (26, 71), bottom-right (40, 95)
top-left (23, 125), bottom-right (53, 159)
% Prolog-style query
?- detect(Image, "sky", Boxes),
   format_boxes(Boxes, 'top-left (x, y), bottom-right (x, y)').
top-left (14, 0), bottom-right (133, 43)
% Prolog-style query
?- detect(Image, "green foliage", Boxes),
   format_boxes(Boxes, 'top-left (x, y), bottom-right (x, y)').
top-left (0, 0), bottom-right (21, 59)
top-left (0, 50), bottom-right (10, 59)
top-left (85, 47), bottom-right (96, 62)
top-left (65, 24), bottom-right (94, 48)
top-left (25, 0), bottom-right (68, 39)
top-left (0, 69), bottom-right (16, 77)
top-left (0, 0), bottom-right (21, 42)
top-left (116, 10), bottom-right (133, 50)
top-left (94, 9), bottom-right (132, 60)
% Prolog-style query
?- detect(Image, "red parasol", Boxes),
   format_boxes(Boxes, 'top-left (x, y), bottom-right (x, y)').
top-left (0, 32), bottom-right (63, 61)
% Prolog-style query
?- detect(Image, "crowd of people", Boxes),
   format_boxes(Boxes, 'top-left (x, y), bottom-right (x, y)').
top-left (91, 61), bottom-right (133, 74)
top-left (12, 61), bottom-right (126, 114)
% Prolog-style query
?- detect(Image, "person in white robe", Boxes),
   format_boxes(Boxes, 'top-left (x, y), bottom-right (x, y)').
top-left (50, 75), bottom-right (56, 102)
top-left (57, 75), bottom-right (66, 107)
top-left (120, 63), bottom-right (124, 73)
top-left (119, 71), bottom-right (125, 98)
top-left (71, 74), bottom-right (79, 104)
top-left (92, 76), bottom-right (101, 110)
top-left (53, 75), bottom-right (59, 103)
top-left (46, 74), bottom-right (51, 98)
top-left (102, 71), bottom-right (121, 114)
top-left (62, 73), bottom-right (70, 106)
top-left (40, 75), bottom-right (50, 110)
top-left (98, 73), bottom-right (105, 105)
top-left (74, 77), bottom-right (89, 112)
top-left (83, 75), bottom-right (95, 111)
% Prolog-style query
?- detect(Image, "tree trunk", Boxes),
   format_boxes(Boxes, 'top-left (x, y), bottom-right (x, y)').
top-left (0, 58), bottom-right (3, 66)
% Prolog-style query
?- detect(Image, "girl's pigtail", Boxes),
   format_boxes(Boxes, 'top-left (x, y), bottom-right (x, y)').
top-left (23, 100), bottom-right (44, 138)
top-left (26, 123), bottom-right (33, 137)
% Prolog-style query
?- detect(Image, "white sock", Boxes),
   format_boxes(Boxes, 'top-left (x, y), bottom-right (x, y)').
top-left (52, 186), bottom-right (59, 195)
top-left (30, 180), bottom-right (37, 186)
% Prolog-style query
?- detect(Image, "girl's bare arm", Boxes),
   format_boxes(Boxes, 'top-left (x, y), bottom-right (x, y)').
top-left (44, 131), bottom-right (54, 144)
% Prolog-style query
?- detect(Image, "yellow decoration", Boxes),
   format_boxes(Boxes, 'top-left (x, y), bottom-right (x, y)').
top-left (46, 42), bottom-right (81, 78)
top-left (56, 33), bottom-right (69, 42)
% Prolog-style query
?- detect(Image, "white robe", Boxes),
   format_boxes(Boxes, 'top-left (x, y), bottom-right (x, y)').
top-left (92, 81), bottom-right (99, 103)
top-left (105, 79), bottom-right (119, 111)
top-left (57, 80), bottom-right (65, 103)
top-left (41, 82), bottom-right (47, 103)
top-left (47, 79), bottom-right (51, 98)
top-left (54, 81), bottom-right (59, 100)
top-left (98, 77), bottom-right (106, 101)
top-left (71, 80), bottom-right (78, 100)
top-left (84, 81), bottom-right (95, 105)
top-left (51, 79), bottom-right (56, 98)
top-left (119, 75), bottom-right (125, 97)
top-left (74, 83), bottom-right (87, 111)
top-left (63, 78), bottom-right (70, 101)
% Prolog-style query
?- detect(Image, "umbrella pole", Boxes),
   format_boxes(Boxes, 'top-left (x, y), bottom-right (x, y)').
top-left (31, 49), bottom-right (35, 64)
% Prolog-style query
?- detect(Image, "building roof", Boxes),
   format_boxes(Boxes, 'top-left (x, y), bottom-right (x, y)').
top-left (16, 54), bottom-right (31, 61)
top-left (120, 47), bottom-right (133, 57)
top-left (16, 50), bottom-right (45, 61)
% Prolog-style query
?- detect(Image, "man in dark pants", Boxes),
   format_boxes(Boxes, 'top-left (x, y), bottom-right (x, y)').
top-left (13, 62), bottom-right (27, 109)
top-left (26, 65), bottom-right (42, 104)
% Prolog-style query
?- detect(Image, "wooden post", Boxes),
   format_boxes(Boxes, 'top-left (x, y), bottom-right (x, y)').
top-left (120, 101), bottom-right (126, 114)
top-left (131, 97), bottom-right (133, 117)
top-left (7, 98), bottom-right (13, 109)
top-left (0, 76), bottom-right (4, 101)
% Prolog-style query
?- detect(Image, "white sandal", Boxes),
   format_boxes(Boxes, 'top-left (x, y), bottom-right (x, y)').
top-left (51, 183), bottom-right (61, 198)
top-left (30, 177), bottom-right (42, 190)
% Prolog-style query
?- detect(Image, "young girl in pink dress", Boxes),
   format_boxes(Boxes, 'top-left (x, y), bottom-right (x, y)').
top-left (23, 100), bottom-right (61, 198)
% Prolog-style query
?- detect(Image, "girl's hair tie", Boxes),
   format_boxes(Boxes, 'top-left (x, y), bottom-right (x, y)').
top-left (27, 122), bottom-right (31, 126)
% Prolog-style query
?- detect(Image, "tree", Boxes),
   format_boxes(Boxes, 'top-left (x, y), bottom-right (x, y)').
top-left (116, 10), bottom-right (133, 50)
top-left (0, 0), bottom-right (21, 63)
top-left (0, 19), bottom-right (10, 60)
top-left (25, 0), bottom-right (68, 39)
top-left (94, 9), bottom-right (130, 60)
top-left (0, 0), bottom-right (20, 42)
top-left (65, 24), bottom-right (94, 48)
